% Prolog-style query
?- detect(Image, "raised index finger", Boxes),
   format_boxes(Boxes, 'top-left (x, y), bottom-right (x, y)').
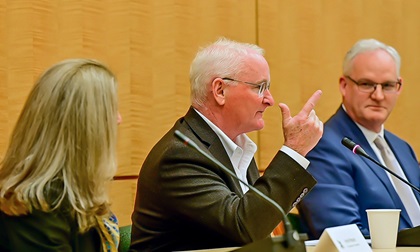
top-left (300, 90), bottom-right (323, 116)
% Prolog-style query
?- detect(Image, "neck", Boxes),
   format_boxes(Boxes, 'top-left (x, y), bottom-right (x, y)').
top-left (194, 105), bottom-right (239, 141)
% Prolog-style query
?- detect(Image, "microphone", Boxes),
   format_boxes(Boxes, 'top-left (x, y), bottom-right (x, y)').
top-left (174, 130), bottom-right (303, 249)
top-left (341, 137), bottom-right (420, 194)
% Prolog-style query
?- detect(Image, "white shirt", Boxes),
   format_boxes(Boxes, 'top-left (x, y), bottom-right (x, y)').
top-left (194, 109), bottom-right (309, 193)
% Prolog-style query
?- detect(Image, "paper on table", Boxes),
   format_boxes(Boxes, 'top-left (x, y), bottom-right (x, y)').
top-left (305, 239), bottom-right (372, 246)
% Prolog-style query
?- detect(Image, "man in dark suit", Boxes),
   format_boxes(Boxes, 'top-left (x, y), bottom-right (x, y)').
top-left (298, 38), bottom-right (420, 239)
top-left (130, 37), bottom-right (323, 251)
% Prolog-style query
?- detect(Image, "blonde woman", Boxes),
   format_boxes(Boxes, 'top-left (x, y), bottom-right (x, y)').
top-left (0, 59), bottom-right (121, 251)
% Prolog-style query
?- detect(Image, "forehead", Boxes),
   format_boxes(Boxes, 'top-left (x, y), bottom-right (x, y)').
top-left (351, 50), bottom-right (397, 79)
top-left (240, 53), bottom-right (270, 80)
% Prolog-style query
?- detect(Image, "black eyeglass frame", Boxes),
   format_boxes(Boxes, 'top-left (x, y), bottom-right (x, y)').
top-left (345, 75), bottom-right (402, 93)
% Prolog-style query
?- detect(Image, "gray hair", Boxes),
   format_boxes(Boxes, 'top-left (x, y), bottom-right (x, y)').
top-left (189, 37), bottom-right (265, 107)
top-left (343, 39), bottom-right (401, 76)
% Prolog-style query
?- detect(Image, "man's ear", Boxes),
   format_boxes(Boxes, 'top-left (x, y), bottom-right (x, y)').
top-left (396, 77), bottom-right (403, 95)
top-left (212, 78), bottom-right (226, 105)
top-left (339, 76), bottom-right (347, 95)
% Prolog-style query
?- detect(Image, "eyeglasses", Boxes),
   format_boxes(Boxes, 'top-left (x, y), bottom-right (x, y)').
top-left (222, 77), bottom-right (270, 97)
top-left (345, 75), bottom-right (401, 93)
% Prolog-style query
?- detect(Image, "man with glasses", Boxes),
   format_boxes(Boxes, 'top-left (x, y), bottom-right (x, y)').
top-left (130, 37), bottom-right (323, 251)
top-left (298, 38), bottom-right (420, 239)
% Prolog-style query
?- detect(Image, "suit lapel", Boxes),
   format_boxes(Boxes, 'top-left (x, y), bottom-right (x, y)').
top-left (182, 107), bottom-right (245, 195)
top-left (247, 159), bottom-right (260, 184)
top-left (335, 107), bottom-right (412, 225)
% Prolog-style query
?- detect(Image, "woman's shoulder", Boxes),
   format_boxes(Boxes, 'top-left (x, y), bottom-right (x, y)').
top-left (0, 209), bottom-right (101, 251)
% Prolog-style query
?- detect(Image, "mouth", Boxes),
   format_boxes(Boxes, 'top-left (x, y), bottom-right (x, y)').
top-left (255, 111), bottom-right (264, 118)
top-left (366, 105), bottom-right (386, 111)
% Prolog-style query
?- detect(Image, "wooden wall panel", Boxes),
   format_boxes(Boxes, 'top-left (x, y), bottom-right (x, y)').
top-left (258, 0), bottom-right (420, 169)
top-left (0, 0), bottom-right (257, 174)
top-left (109, 179), bottom-right (138, 226)
top-left (129, 0), bottom-right (258, 175)
top-left (0, 1), bottom-right (7, 157)
top-left (0, 0), bottom-right (257, 227)
top-left (2, 0), bottom-right (420, 228)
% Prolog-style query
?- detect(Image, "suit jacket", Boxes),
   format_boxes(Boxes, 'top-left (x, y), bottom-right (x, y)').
top-left (298, 106), bottom-right (420, 239)
top-left (130, 107), bottom-right (316, 252)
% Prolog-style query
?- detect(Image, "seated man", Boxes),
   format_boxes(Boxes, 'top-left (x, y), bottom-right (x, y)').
top-left (130, 37), bottom-right (323, 251)
top-left (298, 38), bottom-right (420, 239)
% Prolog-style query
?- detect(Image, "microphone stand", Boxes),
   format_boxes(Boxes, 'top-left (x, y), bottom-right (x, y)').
top-left (175, 130), bottom-right (306, 252)
top-left (361, 152), bottom-right (420, 194)
top-left (342, 137), bottom-right (420, 194)
top-left (342, 137), bottom-right (420, 246)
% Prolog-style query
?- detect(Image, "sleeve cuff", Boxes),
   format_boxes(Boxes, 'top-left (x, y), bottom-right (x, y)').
top-left (280, 145), bottom-right (310, 169)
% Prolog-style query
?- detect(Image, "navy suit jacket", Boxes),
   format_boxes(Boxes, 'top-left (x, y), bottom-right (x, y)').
top-left (298, 106), bottom-right (420, 239)
top-left (130, 107), bottom-right (316, 252)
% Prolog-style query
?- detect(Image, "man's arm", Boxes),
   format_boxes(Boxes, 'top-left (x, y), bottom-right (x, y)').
top-left (159, 143), bottom-right (315, 244)
top-left (298, 136), bottom-right (368, 239)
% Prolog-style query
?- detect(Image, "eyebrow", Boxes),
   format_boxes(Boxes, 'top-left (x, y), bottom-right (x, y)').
top-left (357, 78), bottom-right (398, 83)
top-left (256, 79), bottom-right (270, 84)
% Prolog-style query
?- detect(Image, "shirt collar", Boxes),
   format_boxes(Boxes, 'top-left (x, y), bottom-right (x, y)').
top-left (193, 108), bottom-right (257, 158)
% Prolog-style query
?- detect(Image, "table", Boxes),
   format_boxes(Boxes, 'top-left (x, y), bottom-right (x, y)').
top-left (185, 246), bottom-right (419, 252)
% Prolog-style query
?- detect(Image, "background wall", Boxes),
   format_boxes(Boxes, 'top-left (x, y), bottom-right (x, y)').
top-left (1, 0), bottom-right (420, 226)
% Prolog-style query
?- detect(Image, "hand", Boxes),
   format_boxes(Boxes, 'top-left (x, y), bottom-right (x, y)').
top-left (279, 90), bottom-right (323, 156)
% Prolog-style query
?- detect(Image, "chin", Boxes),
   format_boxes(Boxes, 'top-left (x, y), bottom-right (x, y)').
top-left (247, 125), bottom-right (264, 133)
top-left (367, 114), bottom-right (387, 123)
top-left (361, 118), bottom-right (385, 131)
top-left (256, 122), bottom-right (265, 130)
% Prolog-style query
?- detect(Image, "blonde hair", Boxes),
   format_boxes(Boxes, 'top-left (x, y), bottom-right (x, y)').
top-left (0, 58), bottom-right (118, 233)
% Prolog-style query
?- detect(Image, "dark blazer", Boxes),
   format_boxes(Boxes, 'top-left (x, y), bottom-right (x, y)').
top-left (130, 107), bottom-right (316, 252)
top-left (0, 209), bottom-right (101, 251)
top-left (298, 106), bottom-right (420, 239)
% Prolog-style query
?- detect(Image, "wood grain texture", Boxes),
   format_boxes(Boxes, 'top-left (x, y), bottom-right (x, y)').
top-left (0, 0), bottom-right (256, 226)
top-left (2, 0), bottom-right (420, 228)
top-left (109, 179), bottom-right (138, 226)
top-left (258, 0), bottom-right (420, 169)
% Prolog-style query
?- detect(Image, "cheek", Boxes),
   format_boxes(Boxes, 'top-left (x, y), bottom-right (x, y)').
top-left (387, 96), bottom-right (399, 109)
top-left (350, 91), bottom-right (369, 105)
